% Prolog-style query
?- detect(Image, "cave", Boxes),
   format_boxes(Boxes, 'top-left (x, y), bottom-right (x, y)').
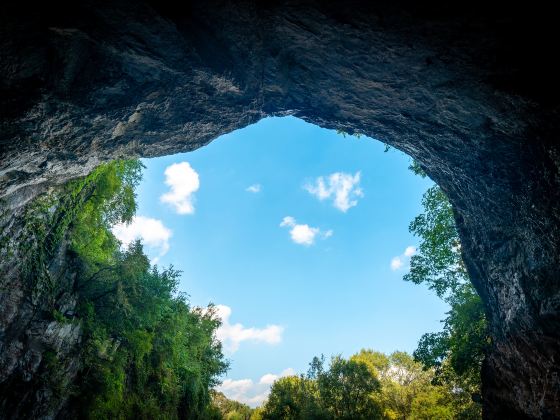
top-left (1, 1), bottom-right (559, 418)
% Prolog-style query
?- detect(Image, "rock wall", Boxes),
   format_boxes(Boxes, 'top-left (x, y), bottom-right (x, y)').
top-left (0, 187), bottom-right (83, 419)
top-left (1, 1), bottom-right (559, 417)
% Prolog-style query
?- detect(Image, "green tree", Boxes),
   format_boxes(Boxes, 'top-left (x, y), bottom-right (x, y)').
top-left (61, 161), bottom-right (228, 419)
top-left (316, 356), bottom-right (382, 420)
top-left (383, 352), bottom-right (453, 420)
top-left (405, 162), bottom-right (487, 417)
top-left (70, 160), bottom-right (143, 266)
top-left (414, 285), bottom-right (487, 392)
top-left (209, 391), bottom-right (254, 419)
top-left (351, 350), bottom-right (455, 420)
top-left (262, 355), bottom-right (382, 420)
top-left (350, 350), bottom-right (390, 379)
top-left (250, 406), bottom-right (265, 420)
top-left (261, 375), bottom-right (321, 420)
top-left (259, 350), bottom-right (464, 420)
top-left (404, 185), bottom-right (466, 299)
top-left (409, 388), bottom-right (454, 420)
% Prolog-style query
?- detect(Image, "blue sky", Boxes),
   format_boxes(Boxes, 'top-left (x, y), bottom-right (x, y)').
top-left (113, 116), bottom-right (448, 406)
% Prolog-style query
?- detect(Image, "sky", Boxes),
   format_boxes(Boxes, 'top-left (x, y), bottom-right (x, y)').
top-left (112, 116), bottom-right (448, 407)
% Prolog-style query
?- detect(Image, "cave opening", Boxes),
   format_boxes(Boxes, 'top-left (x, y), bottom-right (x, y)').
top-left (1, 1), bottom-right (559, 417)
top-left (120, 116), bottom-right (463, 408)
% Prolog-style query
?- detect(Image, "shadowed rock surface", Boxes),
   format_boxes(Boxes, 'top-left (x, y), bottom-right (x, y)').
top-left (1, 1), bottom-right (559, 418)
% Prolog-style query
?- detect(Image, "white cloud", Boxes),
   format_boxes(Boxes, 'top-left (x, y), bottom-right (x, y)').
top-left (112, 216), bottom-right (172, 262)
top-left (280, 216), bottom-right (296, 228)
top-left (218, 379), bottom-right (253, 395)
top-left (216, 368), bottom-right (296, 408)
top-left (304, 171), bottom-right (364, 212)
top-left (390, 257), bottom-right (403, 270)
top-left (280, 216), bottom-right (333, 246)
top-left (246, 184), bottom-right (261, 193)
top-left (404, 246), bottom-right (416, 257)
top-left (390, 245), bottom-right (417, 271)
top-left (259, 373), bottom-right (280, 386)
top-left (291, 224), bottom-right (319, 246)
top-left (212, 305), bottom-right (284, 354)
top-left (160, 161), bottom-right (200, 214)
top-left (259, 368), bottom-right (296, 385)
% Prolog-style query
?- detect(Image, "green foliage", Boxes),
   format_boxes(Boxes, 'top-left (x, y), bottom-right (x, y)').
top-left (405, 185), bottom-right (466, 299)
top-left (208, 391), bottom-right (254, 419)
top-left (262, 375), bottom-right (322, 420)
top-left (359, 351), bottom-right (454, 420)
top-left (350, 349), bottom-right (390, 377)
top-left (52, 309), bottom-right (70, 324)
top-left (70, 159), bottom-right (143, 266)
top-left (250, 406), bottom-right (265, 420)
top-left (2, 159), bottom-right (144, 311)
top-left (414, 284), bottom-right (487, 400)
top-left (408, 160), bottom-right (427, 178)
top-left (260, 351), bottom-right (464, 420)
top-left (335, 129), bottom-right (362, 139)
top-left (58, 160), bottom-right (228, 419)
top-left (409, 388), bottom-right (454, 420)
top-left (405, 176), bottom-right (487, 418)
top-left (316, 356), bottom-right (382, 419)
top-left (10, 169), bottom-right (108, 306)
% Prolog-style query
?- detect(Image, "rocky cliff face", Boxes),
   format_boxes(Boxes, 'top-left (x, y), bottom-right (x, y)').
top-left (0, 186), bottom-right (83, 419)
top-left (1, 1), bottom-right (559, 418)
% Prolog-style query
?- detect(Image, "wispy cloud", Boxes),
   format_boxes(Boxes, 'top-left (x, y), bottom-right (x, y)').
top-left (216, 368), bottom-right (296, 408)
top-left (390, 256), bottom-right (404, 271)
top-left (404, 246), bottom-right (416, 257)
top-left (160, 161), bottom-right (200, 214)
top-left (304, 171), bottom-right (363, 212)
top-left (112, 216), bottom-right (172, 263)
top-left (280, 216), bottom-right (333, 246)
top-left (390, 246), bottom-right (417, 271)
top-left (246, 184), bottom-right (261, 193)
top-left (212, 305), bottom-right (283, 354)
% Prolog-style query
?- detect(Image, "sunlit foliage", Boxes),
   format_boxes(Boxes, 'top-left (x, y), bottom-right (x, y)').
top-left (406, 162), bottom-right (487, 418)
top-left (206, 391), bottom-right (255, 419)
top-left (260, 351), bottom-right (463, 419)
top-left (63, 161), bottom-right (227, 419)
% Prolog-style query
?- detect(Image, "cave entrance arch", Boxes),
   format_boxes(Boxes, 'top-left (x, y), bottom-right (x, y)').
top-left (1, 1), bottom-right (559, 417)
top-left (130, 115), bottom-right (451, 392)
